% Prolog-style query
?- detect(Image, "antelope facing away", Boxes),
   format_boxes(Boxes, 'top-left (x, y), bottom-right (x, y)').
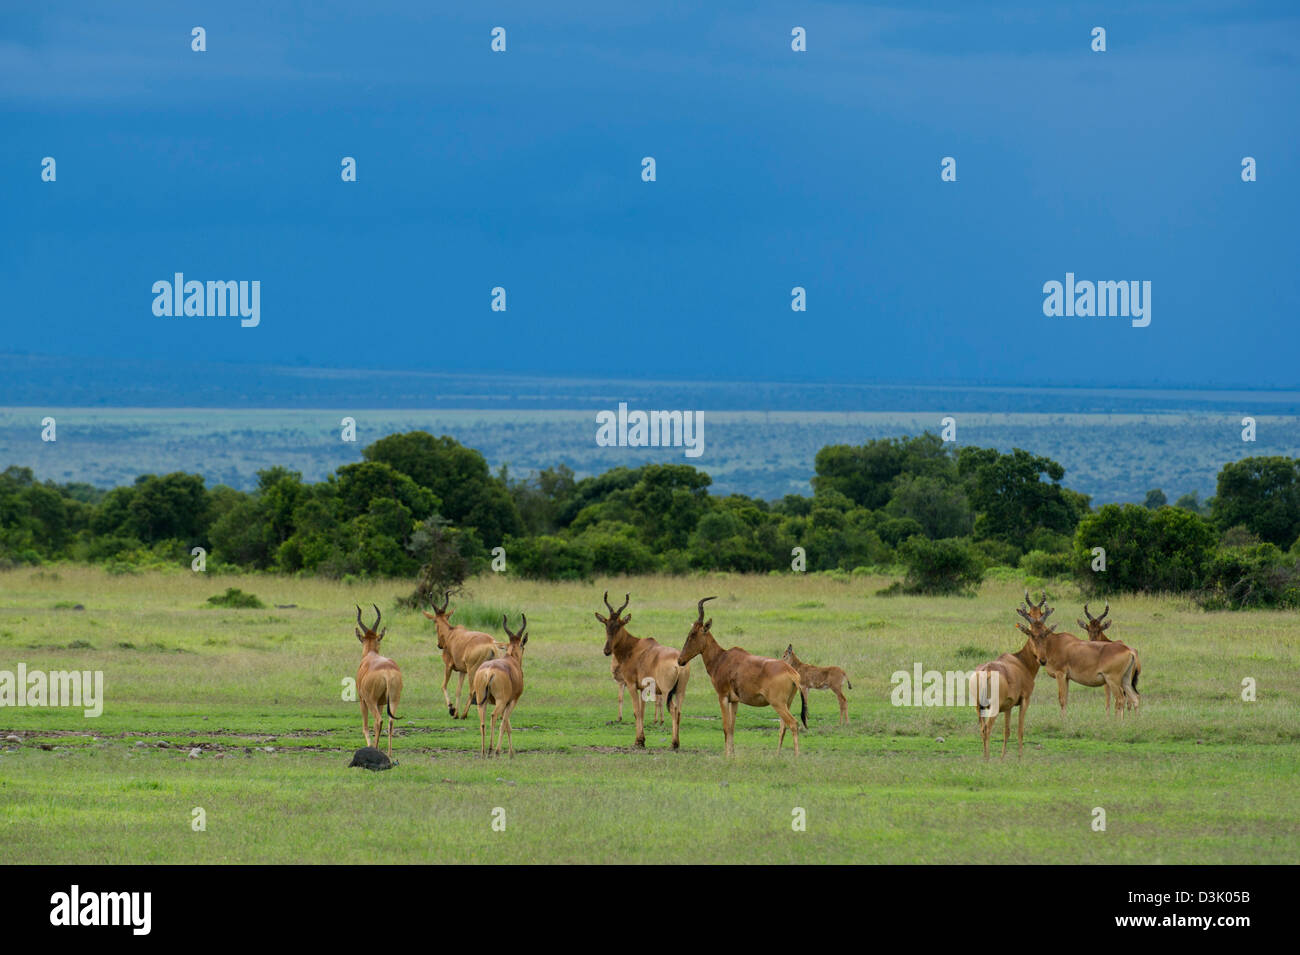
top-left (1077, 602), bottom-right (1143, 714)
top-left (471, 614), bottom-right (529, 757)
top-left (1018, 592), bottom-right (1140, 718)
top-left (678, 597), bottom-right (807, 756)
top-left (354, 604), bottom-right (403, 758)
top-left (596, 592), bottom-right (690, 749)
top-left (423, 592), bottom-right (506, 719)
top-left (781, 644), bottom-right (853, 726)
top-left (968, 625), bottom-right (1040, 759)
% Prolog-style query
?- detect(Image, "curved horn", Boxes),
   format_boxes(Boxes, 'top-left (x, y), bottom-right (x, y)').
top-left (519, 612), bottom-right (526, 634)
top-left (355, 605), bottom-right (364, 629)
top-left (372, 604), bottom-right (382, 631)
top-left (1036, 592), bottom-right (1048, 609)
top-left (697, 595), bottom-right (717, 621)
top-left (1024, 589), bottom-right (1032, 607)
top-left (1083, 603), bottom-right (1095, 622)
top-left (502, 614), bottom-right (513, 639)
top-left (603, 591), bottom-right (614, 614)
top-left (616, 593), bottom-right (630, 616)
top-left (1101, 602), bottom-right (1110, 620)
top-left (432, 591), bottom-right (450, 615)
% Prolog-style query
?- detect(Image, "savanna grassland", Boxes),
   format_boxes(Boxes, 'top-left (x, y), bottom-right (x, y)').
top-left (0, 566), bottom-right (1296, 864)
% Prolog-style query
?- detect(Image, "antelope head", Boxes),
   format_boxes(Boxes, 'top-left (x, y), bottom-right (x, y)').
top-left (781, 643), bottom-right (797, 666)
top-left (1077, 602), bottom-right (1113, 640)
top-left (1015, 590), bottom-right (1053, 637)
top-left (594, 591), bottom-right (632, 657)
top-left (677, 596), bottom-right (717, 665)
top-left (355, 604), bottom-right (386, 654)
top-left (422, 591), bottom-right (454, 648)
top-left (501, 613), bottom-right (529, 661)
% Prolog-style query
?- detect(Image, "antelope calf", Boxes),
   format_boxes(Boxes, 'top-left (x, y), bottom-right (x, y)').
top-left (596, 592), bottom-right (690, 749)
top-left (968, 628), bottom-right (1040, 759)
top-left (1018, 592), bottom-right (1140, 718)
top-left (354, 604), bottom-right (403, 758)
top-left (678, 597), bottom-right (807, 756)
top-left (423, 592), bottom-right (506, 719)
top-left (471, 614), bottom-right (529, 757)
top-left (781, 644), bottom-right (852, 726)
top-left (1077, 603), bottom-right (1143, 714)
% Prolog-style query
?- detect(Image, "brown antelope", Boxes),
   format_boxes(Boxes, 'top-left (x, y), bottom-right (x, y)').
top-left (967, 629), bottom-right (1040, 759)
top-left (354, 604), bottom-right (403, 758)
top-left (471, 614), bottom-right (528, 757)
top-left (1017, 592), bottom-right (1140, 718)
top-left (781, 644), bottom-right (853, 725)
top-left (1076, 603), bottom-right (1143, 714)
top-left (595, 592), bottom-right (690, 749)
top-left (677, 597), bottom-right (807, 756)
top-left (611, 656), bottom-right (631, 722)
top-left (423, 592), bottom-right (506, 719)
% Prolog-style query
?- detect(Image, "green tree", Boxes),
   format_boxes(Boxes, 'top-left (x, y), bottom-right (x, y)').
top-left (1211, 456), bottom-right (1300, 547)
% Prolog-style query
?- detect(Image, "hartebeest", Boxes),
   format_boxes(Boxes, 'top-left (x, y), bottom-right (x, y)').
top-left (1077, 602), bottom-right (1143, 714)
top-left (678, 597), bottom-right (807, 756)
top-left (423, 592), bottom-right (505, 719)
top-left (781, 644), bottom-right (853, 725)
top-left (595, 592), bottom-right (690, 749)
top-left (471, 614), bottom-right (528, 757)
top-left (967, 628), bottom-right (1040, 759)
top-left (354, 604), bottom-right (403, 758)
top-left (611, 656), bottom-right (631, 722)
top-left (1017, 592), bottom-right (1140, 718)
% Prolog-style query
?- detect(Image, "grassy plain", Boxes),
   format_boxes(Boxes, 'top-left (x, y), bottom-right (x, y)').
top-left (0, 566), bottom-right (1296, 863)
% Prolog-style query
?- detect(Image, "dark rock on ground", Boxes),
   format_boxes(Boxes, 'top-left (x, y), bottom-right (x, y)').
top-left (348, 747), bottom-right (393, 771)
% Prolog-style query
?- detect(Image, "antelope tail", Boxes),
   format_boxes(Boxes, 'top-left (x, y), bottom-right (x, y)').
top-left (666, 668), bottom-right (680, 711)
top-left (799, 685), bottom-right (809, 729)
top-left (1123, 653), bottom-right (1138, 695)
top-left (385, 674), bottom-right (402, 720)
top-left (845, 677), bottom-right (854, 690)
top-left (1131, 658), bottom-right (1140, 694)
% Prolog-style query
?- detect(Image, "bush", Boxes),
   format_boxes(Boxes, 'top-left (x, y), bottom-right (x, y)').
top-left (896, 536), bottom-right (983, 595)
top-left (1019, 549), bottom-right (1073, 579)
top-left (206, 587), bottom-right (265, 609)
top-left (1074, 504), bottom-right (1217, 594)
top-left (1199, 543), bottom-right (1300, 610)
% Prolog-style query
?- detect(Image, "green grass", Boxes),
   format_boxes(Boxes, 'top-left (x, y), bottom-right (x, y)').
top-left (1, 566), bottom-right (1297, 863)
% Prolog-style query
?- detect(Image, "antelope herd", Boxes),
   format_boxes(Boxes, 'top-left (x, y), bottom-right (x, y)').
top-left (346, 588), bottom-right (1143, 761)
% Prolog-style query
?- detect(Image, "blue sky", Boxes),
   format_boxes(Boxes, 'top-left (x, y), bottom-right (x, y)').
top-left (2, 1), bottom-right (1297, 392)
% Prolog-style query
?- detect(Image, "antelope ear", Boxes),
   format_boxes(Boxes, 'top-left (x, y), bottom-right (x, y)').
top-left (355, 627), bottom-right (364, 642)
top-left (704, 618), bottom-right (712, 630)
top-left (1102, 620), bottom-right (1112, 630)
top-left (1015, 622), bottom-right (1030, 636)
top-left (521, 634), bottom-right (528, 646)
top-left (1077, 619), bottom-right (1087, 630)
top-left (422, 610), bottom-right (436, 620)
top-left (623, 613), bottom-right (631, 624)
top-left (446, 608), bottom-right (455, 618)
top-left (379, 627), bottom-right (387, 639)
top-left (595, 612), bottom-right (607, 624)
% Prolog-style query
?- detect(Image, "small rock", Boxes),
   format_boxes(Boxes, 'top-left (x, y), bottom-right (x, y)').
top-left (262, 746), bottom-right (275, 753)
top-left (202, 716), bottom-right (209, 721)
top-left (73, 604), bottom-right (85, 611)
top-left (133, 740), bottom-right (147, 748)
top-left (212, 753), bottom-right (225, 759)
top-left (156, 741), bottom-right (170, 749)
top-left (935, 736), bottom-right (945, 743)
top-left (39, 743), bottom-right (54, 751)
top-left (4, 734), bottom-right (20, 743)
top-left (188, 747), bottom-right (202, 758)
top-left (441, 778), bottom-right (454, 783)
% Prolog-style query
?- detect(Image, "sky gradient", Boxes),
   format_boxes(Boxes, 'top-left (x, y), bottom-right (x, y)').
top-left (3, 1), bottom-right (1298, 393)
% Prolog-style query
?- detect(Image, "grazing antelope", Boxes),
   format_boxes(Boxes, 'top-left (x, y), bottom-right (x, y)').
top-left (354, 604), bottom-right (403, 758)
top-left (1077, 602), bottom-right (1143, 714)
top-left (968, 628), bottom-right (1040, 759)
top-left (471, 614), bottom-right (529, 757)
top-left (678, 597), bottom-right (807, 756)
top-left (1017, 592), bottom-right (1140, 718)
top-left (595, 592), bottom-right (690, 749)
top-left (781, 644), bottom-right (853, 725)
top-left (423, 592), bottom-right (506, 719)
